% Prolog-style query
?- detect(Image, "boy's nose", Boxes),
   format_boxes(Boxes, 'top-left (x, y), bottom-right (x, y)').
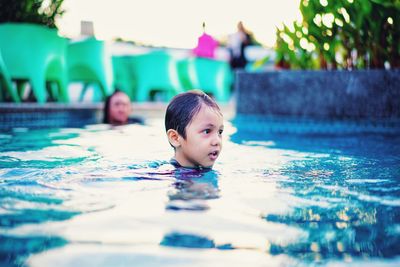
top-left (211, 134), bottom-right (222, 146)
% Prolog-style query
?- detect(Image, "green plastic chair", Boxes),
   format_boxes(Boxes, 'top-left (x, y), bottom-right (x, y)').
top-left (177, 59), bottom-right (192, 90)
top-left (129, 50), bottom-right (184, 102)
top-left (112, 55), bottom-right (137, 100)
top-left (67, 37), bottom-right (113, 101)
top-left (0, 23), bottom-right (69, 103)
top-left (0, 51), bottom-right (19, 102)
top-left (178, 57), bottom-right (232, 103)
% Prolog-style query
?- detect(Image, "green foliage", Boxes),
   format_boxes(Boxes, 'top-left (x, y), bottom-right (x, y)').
top-left (0, 0), bottom-right (64, 28)
top-left (275, 0), bottom-right (400, 69)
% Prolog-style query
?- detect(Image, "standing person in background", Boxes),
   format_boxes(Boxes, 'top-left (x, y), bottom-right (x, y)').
top-left (227, 21), bottom-right (251, 70)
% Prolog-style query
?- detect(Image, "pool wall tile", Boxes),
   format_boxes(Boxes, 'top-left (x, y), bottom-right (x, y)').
top-left (236, 70), bottom-right (400, 120)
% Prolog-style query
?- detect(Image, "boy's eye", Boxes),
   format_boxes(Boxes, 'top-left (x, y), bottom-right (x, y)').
top-left (218, 129), bottom-right (224, 135)
top-left (203, 129), bottom-right (211, 134)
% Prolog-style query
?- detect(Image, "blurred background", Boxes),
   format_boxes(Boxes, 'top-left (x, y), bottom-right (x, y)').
top-left (57, 0), bottom-right (301, 49)
top-left (0, 0), bottom-right (398, 105)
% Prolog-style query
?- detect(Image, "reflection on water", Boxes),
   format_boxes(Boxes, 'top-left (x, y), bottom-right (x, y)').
top-left (167, 168), bottom-right (219, 211)
top-left (0, 120), bottom-right (399, 266)
top-left (0, 235), bottom-right (67, 267)
top-left (265, 205), bottom-right (398, 261)
top-left (160, 232), bottom-right (233, 250)
top-left (260, 149), bottom-right (400, 262)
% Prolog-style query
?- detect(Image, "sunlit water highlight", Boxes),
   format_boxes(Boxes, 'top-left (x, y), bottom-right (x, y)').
top-left (0, 118), bottom-right (399, 266)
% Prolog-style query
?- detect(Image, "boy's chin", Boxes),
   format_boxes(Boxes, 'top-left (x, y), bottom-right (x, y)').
top-left (175, 156), bottom-right (215, 169)
top-left (199, 162), bottom-right (214, 169)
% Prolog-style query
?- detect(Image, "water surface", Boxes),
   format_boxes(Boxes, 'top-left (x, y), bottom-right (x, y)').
top-left (0, 118), bottom-right (399, 266)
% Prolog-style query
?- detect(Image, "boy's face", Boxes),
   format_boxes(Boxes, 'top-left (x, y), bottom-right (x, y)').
top-left (174, 104), bottom-right (224, 168)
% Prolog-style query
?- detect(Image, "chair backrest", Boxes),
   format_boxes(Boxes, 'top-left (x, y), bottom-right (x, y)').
top-left (0, 23), bottom-right (67, 78)
top-left (67, 37), bottom-right (114, 97)
top-left (0, 23), bottom-right (68, 103)
top-left (178, 57), bottom-right (232, 102)
top-left (130, 50), bottom-right (182, 91)
top-left (112, 56), bottom-right (136, 100)
top-left (192, 57), bottom-right (232, 89)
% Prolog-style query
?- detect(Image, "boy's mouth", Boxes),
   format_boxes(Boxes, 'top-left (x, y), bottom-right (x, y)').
top-left (208, 150), bottom-right (219, 161)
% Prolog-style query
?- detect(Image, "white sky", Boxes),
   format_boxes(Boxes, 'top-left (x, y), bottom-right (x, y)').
top-left (57, 0), bottom-right (302, 48)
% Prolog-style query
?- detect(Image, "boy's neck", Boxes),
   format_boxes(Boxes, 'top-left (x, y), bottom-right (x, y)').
top-left (170, 158), bottom-right (210, 171)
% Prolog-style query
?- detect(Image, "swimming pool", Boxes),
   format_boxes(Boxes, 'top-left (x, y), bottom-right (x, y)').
top-left (1, 117), bottom-right (399, 266)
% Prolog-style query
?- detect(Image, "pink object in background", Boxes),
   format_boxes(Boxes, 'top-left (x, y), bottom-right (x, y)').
top-left (192, 33), bottom-right (218, 59)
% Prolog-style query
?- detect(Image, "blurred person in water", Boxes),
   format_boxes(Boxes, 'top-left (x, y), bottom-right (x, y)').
top-left (103, 90), bottom-right (143, 125)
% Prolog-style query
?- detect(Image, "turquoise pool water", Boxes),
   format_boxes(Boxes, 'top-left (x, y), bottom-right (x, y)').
top-left (1, 118), bottom-right (399, 266)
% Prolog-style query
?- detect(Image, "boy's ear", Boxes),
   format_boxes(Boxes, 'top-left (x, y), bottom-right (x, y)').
top-left (166, 129), bottom-right (181, 148)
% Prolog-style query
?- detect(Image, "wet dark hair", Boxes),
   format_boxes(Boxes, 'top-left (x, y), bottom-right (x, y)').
top-left (103, 89), bottom-right (127, 123)
top-left (165, 90), bottom-right (221, 139)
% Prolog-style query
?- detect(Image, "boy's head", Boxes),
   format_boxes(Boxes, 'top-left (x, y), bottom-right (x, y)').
top-left (165, 90), bottom-right (224, 168)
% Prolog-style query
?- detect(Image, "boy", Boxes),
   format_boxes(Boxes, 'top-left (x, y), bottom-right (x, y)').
top-left (165, 90), bottom-right (224, 169)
